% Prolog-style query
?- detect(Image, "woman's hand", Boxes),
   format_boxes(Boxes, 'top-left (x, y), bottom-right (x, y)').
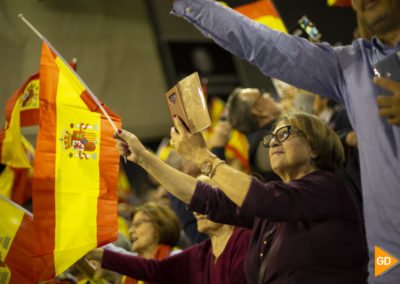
top-left (115, 129), bottom-right (147, 164)
top-left (85, 248), bottom-right (104, 263)
top-left (170, 116), bottom-right (209, 165)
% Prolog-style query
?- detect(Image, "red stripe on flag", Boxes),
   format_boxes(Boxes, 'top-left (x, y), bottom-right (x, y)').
top-left (225, 144), bottom-right (249, 168)
top-left (32, 42), bottom-right (58, 281)
top-left (234, 0), bottom-right (279, 20)
top-left (20, 108), bottom-right (40, 126)
top-left (97, 117), bottom-right (119, 246)
top-left (10, 167), bottom-right (32, 205)
top-left (4, 214), bottom-right (34, 283)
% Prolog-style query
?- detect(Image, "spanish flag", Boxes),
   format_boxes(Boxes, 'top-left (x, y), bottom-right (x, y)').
top-left (0, 73), bottom-right (39, 169)
top-left (0, 195), bottom-right (34, 284)
top-left (33, 42), bottom-right (121, 281)
top-left (219, 0), bottom-right (287, 33)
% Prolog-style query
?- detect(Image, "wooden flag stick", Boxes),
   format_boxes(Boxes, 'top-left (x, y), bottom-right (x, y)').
top-left (18, 14), bottom-right (119, 133)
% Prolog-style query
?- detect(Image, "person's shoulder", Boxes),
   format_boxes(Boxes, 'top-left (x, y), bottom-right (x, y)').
top-left (299, 170), bottom-right (344, 187)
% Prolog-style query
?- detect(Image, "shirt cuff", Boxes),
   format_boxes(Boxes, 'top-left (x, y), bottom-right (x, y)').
top-left (101, 249), bottom-right (115, 270)
top-left (187, 180), bottom-right (210, 214)
top-left (171, 0), bottom-right (206, 18)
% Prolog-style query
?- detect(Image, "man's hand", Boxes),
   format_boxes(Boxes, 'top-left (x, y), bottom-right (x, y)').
top-left (374, 77), bottom-right (400, 125)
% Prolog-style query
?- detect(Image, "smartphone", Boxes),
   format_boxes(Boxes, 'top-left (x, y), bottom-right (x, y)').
top-left (297, 15), bottom-right (321, 42)
top-left (373, 51), bottom-right (400, 95)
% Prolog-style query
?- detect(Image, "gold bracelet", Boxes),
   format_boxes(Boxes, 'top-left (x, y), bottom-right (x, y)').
top-left (209, 160), bottom-right (226, 178)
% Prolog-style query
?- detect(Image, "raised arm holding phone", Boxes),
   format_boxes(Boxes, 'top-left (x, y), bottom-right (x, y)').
top-left (164, 0), bottom-right (400, 282)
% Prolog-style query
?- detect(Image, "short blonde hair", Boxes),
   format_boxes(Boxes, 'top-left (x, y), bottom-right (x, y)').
top-left (132, 202), bottom-right (181, 247)
top-left (274, 112), bottom-right (344, 172)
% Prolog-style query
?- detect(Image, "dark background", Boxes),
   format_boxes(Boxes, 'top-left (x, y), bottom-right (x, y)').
top-left (146, 0), bottom-right (357, 100)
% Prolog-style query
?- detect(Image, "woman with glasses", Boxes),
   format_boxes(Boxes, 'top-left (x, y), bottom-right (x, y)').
top-left (92, 202), bottom-right (182, 284)
top-left (114, 112), bottom-right (367, 283)
top-left (87, 177), bottom-right (251, 284)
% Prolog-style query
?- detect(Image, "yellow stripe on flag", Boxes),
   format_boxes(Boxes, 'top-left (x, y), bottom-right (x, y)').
top-left (1, 96), bottom-right (32, 169)
top-left (53, 57), bottom-right (100, 275)
top-left (0, 167), bottom-right (15, 200)
top-left (0, 196), bottom-right (24, 261)
top-left (255, 15), bottom-right (287, 33)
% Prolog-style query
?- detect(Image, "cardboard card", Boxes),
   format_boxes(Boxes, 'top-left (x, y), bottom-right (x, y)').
top-left (165, 72), bottom-right (211, 134)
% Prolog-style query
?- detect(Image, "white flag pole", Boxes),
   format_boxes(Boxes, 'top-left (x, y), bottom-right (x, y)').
top-left (18, 14), bottom-right (119, 133)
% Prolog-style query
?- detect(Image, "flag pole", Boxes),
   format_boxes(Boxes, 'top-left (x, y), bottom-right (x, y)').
top-left (18, 14), bottom-right (119, 133)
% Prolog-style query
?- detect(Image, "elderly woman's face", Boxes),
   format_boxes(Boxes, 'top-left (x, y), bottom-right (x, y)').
top-left (268, 122), bottom-right (315, 178)
top-left (129, 211), bottom-right (158, 254)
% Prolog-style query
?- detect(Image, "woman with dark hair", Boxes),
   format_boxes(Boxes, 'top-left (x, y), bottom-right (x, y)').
top-left (114, 112), bottom-right (367, 283)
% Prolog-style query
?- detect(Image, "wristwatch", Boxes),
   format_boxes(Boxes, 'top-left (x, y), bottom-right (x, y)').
top-left (200, 157), bottom-right (226, 177)
top-left (200, 160), bottom-right (213, 177)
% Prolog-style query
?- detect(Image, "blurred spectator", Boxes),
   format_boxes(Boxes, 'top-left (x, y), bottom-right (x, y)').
top-left (313, 95), bottom-right (362, 211)
top-left (87, 176), bottom-right (251, 284)
top-left (119, 202), bottom-right (181, 283)
top-left (226, 87), bottom-right (282, 181)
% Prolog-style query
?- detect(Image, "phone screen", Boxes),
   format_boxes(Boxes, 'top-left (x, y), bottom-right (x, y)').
top-left (298, 16), bottom-right (321, 41)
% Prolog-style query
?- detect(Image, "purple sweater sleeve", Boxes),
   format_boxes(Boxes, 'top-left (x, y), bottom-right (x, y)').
top-left (101, 248), bottom-right (191, 283)
top-left (188, 181), bottom-right (254, 229)
top-left (190, 170), bottom-right (353, 223)
top-left (241, 170), bottom-right (348, 222)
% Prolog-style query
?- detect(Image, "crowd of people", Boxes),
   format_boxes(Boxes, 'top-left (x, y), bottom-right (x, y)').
top-left (49, 0), bottom-right (399, 283)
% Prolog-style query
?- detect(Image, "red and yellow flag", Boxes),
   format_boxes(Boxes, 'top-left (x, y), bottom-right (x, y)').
top-left (33, 42), bottom-right (121, 281)
top-left (0, 72), bottom-right (38, 205)
top-left (219, 0), bottom-right (287, 33)
top-left (0, 73), bottom-right (39, 169)
top-left (0, 195), bottom-right (34, 284)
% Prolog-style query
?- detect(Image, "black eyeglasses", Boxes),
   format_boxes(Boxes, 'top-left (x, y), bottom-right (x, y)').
top-left (263, 125), bottom-right (303, 148)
